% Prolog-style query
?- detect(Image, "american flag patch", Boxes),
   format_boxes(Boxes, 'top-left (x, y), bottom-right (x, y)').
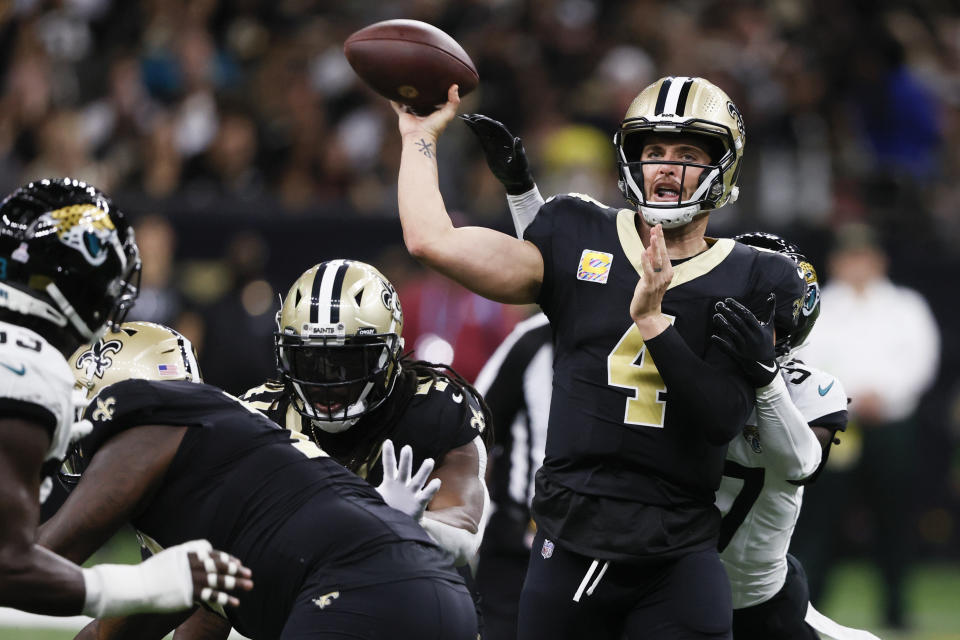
top-left (157, 363), bottom-right (180, 377)
top-left (577, 250), bottom-right (613, 283)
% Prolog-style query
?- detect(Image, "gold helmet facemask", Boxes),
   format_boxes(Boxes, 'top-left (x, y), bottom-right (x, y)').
top-left (275, 260), bottom-right (404, 433)
top-left (614, 76), bottom-right (746, 228)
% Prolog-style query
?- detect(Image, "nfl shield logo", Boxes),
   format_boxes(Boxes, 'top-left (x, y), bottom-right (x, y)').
top-left (541, 539), bottom-right (554, 559)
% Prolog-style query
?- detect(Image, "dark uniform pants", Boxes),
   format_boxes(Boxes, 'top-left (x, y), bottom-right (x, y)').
top-left (731, 554), bottom-right (818, 640)
top-left (280, 575), bottom-right (478, 639)
top-left (517, 530), bottom-right (732, 640)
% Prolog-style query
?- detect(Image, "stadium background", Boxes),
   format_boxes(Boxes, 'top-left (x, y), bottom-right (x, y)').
top-left (1, 0), bottom-right (958, 638)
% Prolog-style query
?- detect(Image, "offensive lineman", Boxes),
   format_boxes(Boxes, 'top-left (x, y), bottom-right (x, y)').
top-left (0, 178), bottom-right (250, 619)
top-left (39, 321), bottom-right (478, 640)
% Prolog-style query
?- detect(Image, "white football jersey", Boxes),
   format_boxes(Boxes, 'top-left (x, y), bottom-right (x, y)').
top-left (0, 320), bottom-right (79, 497)
top-left (716, 358), bottom-right (847, 608)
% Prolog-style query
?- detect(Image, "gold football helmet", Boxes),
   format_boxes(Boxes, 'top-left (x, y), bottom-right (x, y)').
top-left (71, 321), bottom-right (202, 399)
top-left (275, 260), bottom-right (404, 432)
top-left (614, 76), bottom-right (746, 228)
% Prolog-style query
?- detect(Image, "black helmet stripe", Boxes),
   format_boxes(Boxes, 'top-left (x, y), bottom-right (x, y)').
top-left (675, 78), bottom-right (694, 116)
top-left (660, 76), bottom-right (693, 116)
top-left (310, 260), bottom-right (349, 324)
top-left (654, 76), bottom-right (673, 115)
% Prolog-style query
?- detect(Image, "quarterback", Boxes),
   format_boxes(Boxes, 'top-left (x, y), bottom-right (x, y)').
top-left (0, 179), bottom-right (250, 619)
top-left (396, 76), bottom-right (804, 639)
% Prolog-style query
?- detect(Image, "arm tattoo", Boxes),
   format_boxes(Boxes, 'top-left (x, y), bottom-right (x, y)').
top-left (415, 138), bottom-right (435, 159)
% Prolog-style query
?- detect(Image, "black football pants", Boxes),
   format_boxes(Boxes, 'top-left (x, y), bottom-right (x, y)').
top-left (279, 575), bottom-right (478, 639)
top-left (731, 554), bottom-right (819, 640)
top-left (517, 530), bottom-right (732, 640)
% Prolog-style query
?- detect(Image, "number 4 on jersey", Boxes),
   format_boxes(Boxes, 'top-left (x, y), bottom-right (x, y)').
top-left (606, 316), bottom-right (675, 428)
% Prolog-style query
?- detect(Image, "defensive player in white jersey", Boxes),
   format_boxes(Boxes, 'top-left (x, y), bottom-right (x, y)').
top-left (0, 178), bottom-right (251, 618)
top-left (462, 115), bottom-right (880, 640)
top-left (711, 232), bottom-right (878, 639)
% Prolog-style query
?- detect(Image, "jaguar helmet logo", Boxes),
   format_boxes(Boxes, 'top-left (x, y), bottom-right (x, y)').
top-left (43, 204), bottom-right (119, 266)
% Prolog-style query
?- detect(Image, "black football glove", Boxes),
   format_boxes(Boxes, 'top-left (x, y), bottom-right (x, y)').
top-left (711, 294), bottom-right (779, 388)
top-left (460, 113), bottom-right (535, 195)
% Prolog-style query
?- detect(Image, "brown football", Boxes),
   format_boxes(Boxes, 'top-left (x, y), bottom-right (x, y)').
top-left (344, 19), bottom-right (479, 114)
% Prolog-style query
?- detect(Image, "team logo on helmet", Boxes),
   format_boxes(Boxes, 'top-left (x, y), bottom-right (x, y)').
top-left (75, 338), bottom-right (122, 380)
top-left (727, 101), bottom-right (745, 136)
top-left (44, 204), bottom-right (118, 266)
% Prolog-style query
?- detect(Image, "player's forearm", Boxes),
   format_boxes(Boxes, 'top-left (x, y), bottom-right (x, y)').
top-left (0, 543), bottom-right (86, 615)
top-left (644, 326), bottom-right (753, 445)
top-left (398, 131), bottom-right (457, 260)
top-left (754, 375), bottom-right (822, 480)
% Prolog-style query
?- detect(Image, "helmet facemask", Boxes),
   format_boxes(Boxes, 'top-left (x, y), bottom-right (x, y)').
top-left (614, 76), bottom-right (746, 228)
top-left (615, 123), bottom-right (739, 229)
top-left (275, 260), bottom-right (405, 433)
top-left (277, 331), bottom-right (402, 433)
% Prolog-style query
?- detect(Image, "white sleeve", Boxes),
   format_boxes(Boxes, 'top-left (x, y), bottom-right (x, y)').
top-left (506, 185), bottom-right (546, 238)
top-left (753, 374), bottom-right (822, 481)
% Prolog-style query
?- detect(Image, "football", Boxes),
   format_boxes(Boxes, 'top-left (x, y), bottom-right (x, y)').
top-left (344, 19), bottom-right (479, 114)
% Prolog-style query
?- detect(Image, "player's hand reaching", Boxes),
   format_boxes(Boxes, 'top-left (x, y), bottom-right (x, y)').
top-left (376, 439), bottom-right (442, 520)
top-left (711, 294), bottom-right (779, 387)
top-left (630, 224), bottom-right (673, 338)
top-left (393, 84), bottom-right (461, 141)
top-left (81, 540), bottom-right (253, 618)
top-left (459, 113), bottom-right (535, 195)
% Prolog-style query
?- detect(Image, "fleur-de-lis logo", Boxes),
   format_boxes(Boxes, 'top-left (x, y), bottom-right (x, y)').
top-left (92, 396), bottom-right (116, 421)
top-left (312, 590), bottom-right (340, 609)
top-left (76, 339), bottom-right (122, 380)
top-left (470, 406), bottom-right (486, 432)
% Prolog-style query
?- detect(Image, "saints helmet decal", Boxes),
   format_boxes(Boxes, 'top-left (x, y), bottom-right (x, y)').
top-left (72, 321), bottom-right (202, 400)
top-left (275, 260), bottom-right (404, 432)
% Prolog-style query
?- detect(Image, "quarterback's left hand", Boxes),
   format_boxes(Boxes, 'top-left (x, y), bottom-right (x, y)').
top-left (376, 439), bottom-right (442, 520)
top-left (711, 294), bottom-right (779, 388)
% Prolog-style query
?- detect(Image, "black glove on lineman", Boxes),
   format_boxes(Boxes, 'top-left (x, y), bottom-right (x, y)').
top-left (460, 113), bottom-right (535, 195)
top-left (711, 294), bottom-right (779, 388)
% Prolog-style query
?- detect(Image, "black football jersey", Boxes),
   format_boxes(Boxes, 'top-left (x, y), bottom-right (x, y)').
top-left (80, 379), bottom-right (459, 640)
top-left (242, 368), bottom-right (485, 483)
top-left (523, 194), bottom-right (804, 562)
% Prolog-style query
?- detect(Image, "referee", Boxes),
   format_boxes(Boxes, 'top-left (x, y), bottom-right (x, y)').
top-left (473, 312), bottom-right (552, 640)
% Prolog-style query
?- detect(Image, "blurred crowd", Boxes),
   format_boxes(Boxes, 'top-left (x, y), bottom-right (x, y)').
top-left (1, 0), bottom-right (959, 619)
top-left (1, 0), bottom-right (958, 233)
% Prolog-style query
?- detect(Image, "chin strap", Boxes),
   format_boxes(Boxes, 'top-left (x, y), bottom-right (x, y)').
top-left (0, 282), bottom-right (70, 329)
top-left (45, 282), bottom-right (97, 340)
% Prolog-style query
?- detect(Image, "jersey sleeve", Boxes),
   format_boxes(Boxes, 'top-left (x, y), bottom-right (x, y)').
top-left (523, 194), bottom-right (619, 317)
top-left (402, 377), bottom-right (488, 464)
top-left (783, 360), bottom-right (849, 431)
top-left (0, 326), bottom-right (76, 460)
top-left (522, 196), bottom-right (558, 311)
